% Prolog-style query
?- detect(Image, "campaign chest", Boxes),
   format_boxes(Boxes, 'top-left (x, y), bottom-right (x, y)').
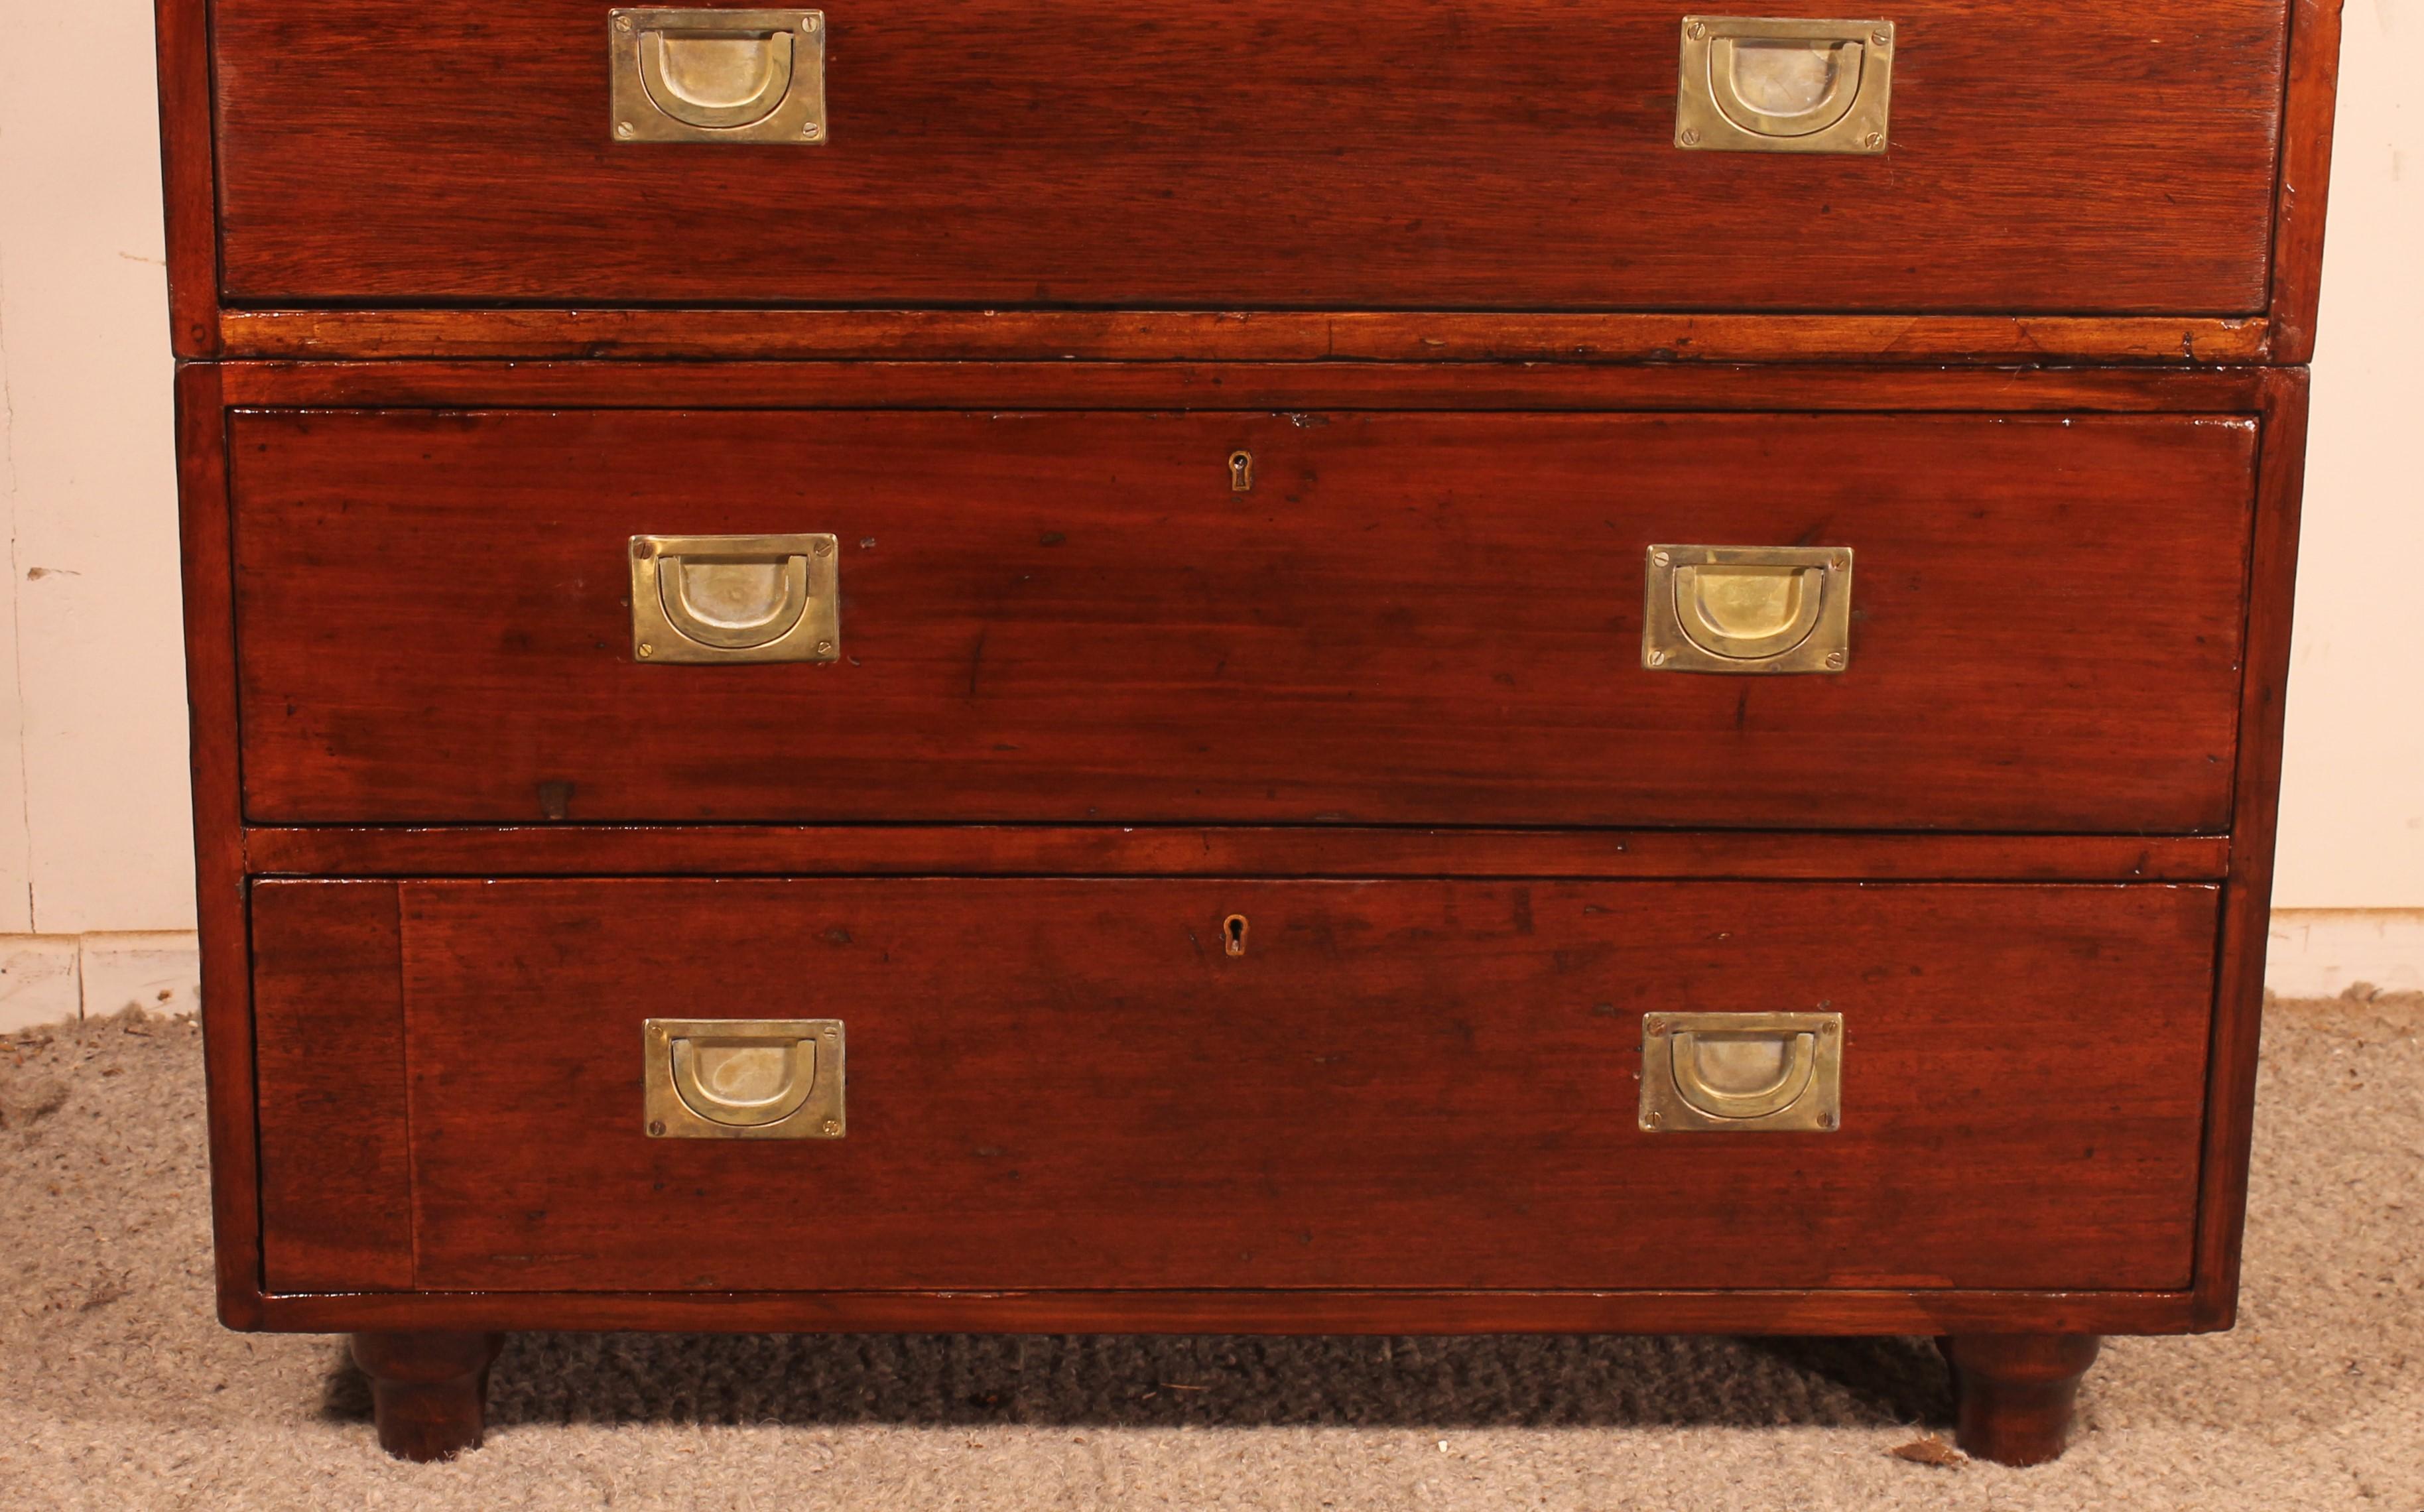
top-left (156, 0), bottom-right (2342, 1468)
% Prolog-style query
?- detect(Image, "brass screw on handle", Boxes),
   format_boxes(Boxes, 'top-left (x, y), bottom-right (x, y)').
top-left (821, 1119), bottom-right (842, 1135)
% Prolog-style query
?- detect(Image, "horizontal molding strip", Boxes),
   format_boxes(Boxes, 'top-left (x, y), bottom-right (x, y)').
top-left (246, 1285), bottom-right (2204, 1338)
top-left (217, 309), bottom-right (2273, 367)
top-left (213, 361), bottom-right (2277, 413)
top-left (242, 827), bottom-right (2232, 883)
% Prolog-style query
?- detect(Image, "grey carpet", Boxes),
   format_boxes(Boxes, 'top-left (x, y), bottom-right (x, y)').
top-left (2, 992), bottom-right (2417, 1510)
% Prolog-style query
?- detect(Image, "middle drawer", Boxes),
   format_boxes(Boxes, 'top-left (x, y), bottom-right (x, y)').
top-left (232, 408), bottom-right (2255, 830)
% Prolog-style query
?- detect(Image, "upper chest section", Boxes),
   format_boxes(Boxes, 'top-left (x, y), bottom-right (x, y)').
top-left (202, 1), bottom-right (2295, 320)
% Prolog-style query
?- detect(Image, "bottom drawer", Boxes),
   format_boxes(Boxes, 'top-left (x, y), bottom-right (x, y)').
top-left (253, 878), bottom-right (2218, 1296)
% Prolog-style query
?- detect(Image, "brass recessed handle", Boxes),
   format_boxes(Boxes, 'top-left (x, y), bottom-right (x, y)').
top-left (1676, 17), bottom-right (1894, 154)
top-left (639, 29), bottom-right (795, 129)
top-left (1706, 34), bottom-right (1862, 137)
top-left (629, 533), bottom-right (840, 664)
top-left (1670, 1029), bottom-right (1818, 1119)
top-left (670, 1035), bottom-right (818, 1125)
top-left (1640, 1011), bottom-right (1842, 1133)
top-left (610, 9), bottom-right (828, 144)
top-left (659, 552), bottom-right (810, 649)
top-left (645, 1018), bottom-right (846, 1139)
top-left (1642, 544), bottom-right (1852, 674)
top-left (1672, 562), bottom-right (1826, 660)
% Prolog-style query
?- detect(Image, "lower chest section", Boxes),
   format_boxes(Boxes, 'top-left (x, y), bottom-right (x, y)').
top-left (253, 876), bottom-right (2217, 1296)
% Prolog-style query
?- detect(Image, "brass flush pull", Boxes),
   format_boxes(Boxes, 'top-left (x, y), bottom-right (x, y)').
top-left (1675, 17), bottom-right (1894, 154)
top-left (1642, 544), bottom-right (1852, 674)
top-left (1640, 1011), bottom-right (1842, 1132)
top-left (644, 1018), bottom-right (845, 1139)
top-left (610, 9), bottom-right (828, 144)
top-left (630, 533), bottom-right (840, 664)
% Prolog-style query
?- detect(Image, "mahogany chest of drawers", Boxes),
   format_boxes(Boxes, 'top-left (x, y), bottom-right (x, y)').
top-left (157, 0), bottom-right (2342, 1469)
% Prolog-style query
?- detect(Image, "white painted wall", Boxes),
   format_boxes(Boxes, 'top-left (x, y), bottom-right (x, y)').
top-left (0, 0), bottom-right (196, 942)
top-left (2275, 0), bottom-right (2424, 908)
top-left (0, 0), bottom-right (2415, 1025)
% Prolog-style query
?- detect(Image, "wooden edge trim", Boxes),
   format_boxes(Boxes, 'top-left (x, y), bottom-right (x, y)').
top-left (2265, 0), bottom-right (2345, 363)
top-left (212, 360), bottom-right (2276, 413)
top-left (176, 364), bottom-right (258, 1324)
top-left (247, 1287), bottom-right (2204, 1338)
top-left (216, 310), bottom-right (2270, 367)
top-left (2192, 368), bottom-right (2309, 1328)
top-left (241, 828), bottom-right (2231, 883)
top-left (155, 0), bottom-right (220, 357)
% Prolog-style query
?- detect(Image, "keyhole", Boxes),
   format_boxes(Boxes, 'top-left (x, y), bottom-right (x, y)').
top-left (1228, 450), bottom-right (1254, 493)
top-left (1223, 914), bottom-right (1249, 956)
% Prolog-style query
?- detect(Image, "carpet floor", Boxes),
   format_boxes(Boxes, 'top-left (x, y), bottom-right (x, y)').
top-left (1, 993), bottom-right (2417, 1511)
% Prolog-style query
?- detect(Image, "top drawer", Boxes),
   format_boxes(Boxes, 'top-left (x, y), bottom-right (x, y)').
top-left (209, 1), bottom-right (2289, 312)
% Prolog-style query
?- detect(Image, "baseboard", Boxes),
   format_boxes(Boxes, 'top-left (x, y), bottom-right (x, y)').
top-left (0, 932), bottom-right (202, 1033)
top-left (2264, 909), bottom-right (2424, 999)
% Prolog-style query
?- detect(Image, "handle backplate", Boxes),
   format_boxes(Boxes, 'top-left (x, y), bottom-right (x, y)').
top-left (1642, 544), bottom-right (1852, 674)
top-left (611, 8), bottom-right (828, 144)
top-left (644, 1017), bottom-right (846, 1139)
top-left (1640, 1011), bottom-right (1843, 1133)
top-left (630, 533), bottom-right (840, 665)
top-left (1676, 17), bottom-right (1893, 155)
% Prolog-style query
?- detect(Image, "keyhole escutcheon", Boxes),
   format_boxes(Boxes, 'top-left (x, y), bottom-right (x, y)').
top-left (1228, 450), bottom-right (1254, 492)
top-left (1223, 913), bottom-right (1250, 956)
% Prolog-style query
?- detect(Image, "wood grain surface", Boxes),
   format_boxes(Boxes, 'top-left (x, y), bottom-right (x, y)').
top-left (253, 881), bottom-right (413, 1292)
top-left (391, 878), bottom-right (2218, 1293)
top-left (249, 1285), bottom-right (2205, 1339)
top-left (2264, 0), bottom-right (2345, 361)
top-left (172, 366), bottom-right (265, 1326)
top-left (211, 359), bottom-right (2277, 413)
top-left (240, 826), bottom-right (2233, 883)
top-left (212, 310), bottom-right (2274, 366)
top-left (153, 0), bottom-right (218, 356)
top-left (209, 0), bottom-right (2289, 312)
top-left (230, 409), bottom-right (2257, 831)
top-left (2195, 367), bottom-right (2311, 1325)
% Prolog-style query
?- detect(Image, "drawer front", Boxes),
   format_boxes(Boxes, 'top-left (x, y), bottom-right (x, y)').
top-left (253, 878), bottom-right (2217, 1294)
top-left (212, 1), bottom-right (2286, 312)
top-left (232, 409), bottom-right (2255, 830)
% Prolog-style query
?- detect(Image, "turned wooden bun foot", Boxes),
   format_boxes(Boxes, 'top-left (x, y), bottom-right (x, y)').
top-left (1939, 1333), bottom-right (2102, 1467)
top-left (350, 1330), bottom-right (507, 1462)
